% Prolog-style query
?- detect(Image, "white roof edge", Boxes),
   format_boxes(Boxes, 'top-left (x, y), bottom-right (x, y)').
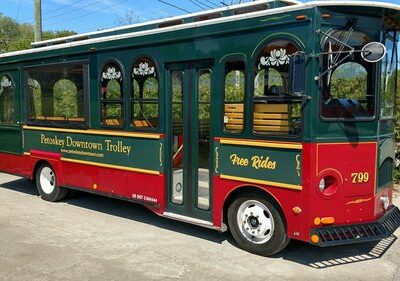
top-left (309, 1), bottom-right (400, 12)
top-left (1, 0), bottom-right (399, 60)
top-left (31, 0), bottom-right (301, 47)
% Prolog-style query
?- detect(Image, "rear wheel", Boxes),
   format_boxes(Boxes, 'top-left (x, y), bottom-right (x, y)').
top-left (36, 163), bottom-right (69, 202)
top-left (227, 194), bottom-right (288, 256)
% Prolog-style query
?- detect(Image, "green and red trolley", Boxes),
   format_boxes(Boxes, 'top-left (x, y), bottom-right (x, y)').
top-left (0, 0), bottom-right (399, 255)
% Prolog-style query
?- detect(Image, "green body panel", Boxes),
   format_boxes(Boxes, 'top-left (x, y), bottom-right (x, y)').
top-left (23, 129), bottom-right (164, 173)
top-left (215, 142), bottom-right (302, 187)
top-left (0, 125), bottom-right (22, 154)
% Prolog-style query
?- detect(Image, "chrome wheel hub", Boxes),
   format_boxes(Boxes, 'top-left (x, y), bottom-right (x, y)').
top-left (237, 200), bottom-right (274, 244)
top-left (40, 167), bottom-right (56, 194)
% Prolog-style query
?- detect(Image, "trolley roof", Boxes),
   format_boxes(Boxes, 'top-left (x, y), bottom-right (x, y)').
top-left (0, 0), bottom-right (399, 60)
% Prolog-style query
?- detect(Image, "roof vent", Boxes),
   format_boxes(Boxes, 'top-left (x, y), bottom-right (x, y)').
top-left (158, 19), bottom-right (184, 28)
top-left (233, 3), bottom-right (269, 15)
top-left (193, 12), bottom-right (223, 22)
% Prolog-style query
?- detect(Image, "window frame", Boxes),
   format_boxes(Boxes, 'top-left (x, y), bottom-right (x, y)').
top-left (379, 31), bottom-right (398, 121)
top-left (0, 73), bottom-right (16, 124)
top-left (130, 55), bottom-right (160, 131)
top-left (250, 38), bottom-right (304, 138)
top-left (318, 29), bottom-right (378, 122)
top-left (221, 55), bottom-right (248, 135)
top-left (24, 60), bottom-right (90, 129)
top-left (99, 59), bottom-right (125, 129)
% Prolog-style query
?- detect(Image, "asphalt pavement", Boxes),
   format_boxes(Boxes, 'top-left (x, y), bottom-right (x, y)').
top-left (0, 172), bottom-right (399, 281)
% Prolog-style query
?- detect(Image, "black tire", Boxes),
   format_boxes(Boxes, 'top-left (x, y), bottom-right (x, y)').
top-left (227, 193), bottom-right (288, 256)
top-left (35, 163), bottom-right (69, 202)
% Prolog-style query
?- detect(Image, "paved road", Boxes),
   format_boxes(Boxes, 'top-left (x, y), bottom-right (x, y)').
top-left (0, 172), bottom-right (399, 281)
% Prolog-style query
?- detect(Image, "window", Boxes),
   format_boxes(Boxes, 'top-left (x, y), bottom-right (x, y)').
top-left (321, 30), bottom-right (374, 119)
top-left (0, 74), bottom-right (15, 124)
top-left (100, 62), bottom-right (123, 127)
top-left (132, 57), bottom-right (159, 128)
top-left (253, 39), bottom-right (302, 135)
top-left (197, 70), bottom-right (211, 210)
top-left (380, 32), bottom-right (398, 118)
top-left (223, 60), bottom-right (245, 133)
top-left (26, 62), bottom-right (88, 127)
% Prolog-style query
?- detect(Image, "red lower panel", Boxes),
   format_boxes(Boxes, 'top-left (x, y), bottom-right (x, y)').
top-left (0, 152), bottom-right (166, 215)
top-left (305, 142), bottom-right (393, 234)
top-left (62, 162), bottom-right (166, 214)
top-left (212, 176), bottom-right (309, 241)
top-left (0, 152), bottom-right (32, 177)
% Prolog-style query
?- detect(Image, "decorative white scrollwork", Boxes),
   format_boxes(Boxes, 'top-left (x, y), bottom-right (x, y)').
top-left (259, 48), bottom-right (289, 68)
top-left (0, 75), bottom-right (12, 88)
top-left (133, 62), bottom-right (156, 77)
top-left (102, 67), bottom-right (122, 81)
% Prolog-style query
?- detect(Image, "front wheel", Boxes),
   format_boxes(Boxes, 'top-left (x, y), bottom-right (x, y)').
top-left (227, 194), bottom-right (288, 256)
top-left (36, 163), bottom-right (69, 202)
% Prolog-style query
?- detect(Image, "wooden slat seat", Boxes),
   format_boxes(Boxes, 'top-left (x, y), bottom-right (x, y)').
top-left (253, 103), bottom-right (290, 133)
top-left (103, 118), bottom-right (122, 126)
top-left (224, 103), bottom-right (244, 132)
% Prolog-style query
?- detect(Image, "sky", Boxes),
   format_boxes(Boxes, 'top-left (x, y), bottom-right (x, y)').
top-left (0, 0), bottom-right (399, 35)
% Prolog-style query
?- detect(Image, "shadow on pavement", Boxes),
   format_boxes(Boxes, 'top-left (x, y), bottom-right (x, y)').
top-left (0, 177), bottom-right (397, 268)
top-left (277, 235), bottom-right (397, 268)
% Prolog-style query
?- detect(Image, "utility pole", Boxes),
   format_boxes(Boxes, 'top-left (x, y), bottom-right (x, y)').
top-left (34, 0), bottom-right (42, 42)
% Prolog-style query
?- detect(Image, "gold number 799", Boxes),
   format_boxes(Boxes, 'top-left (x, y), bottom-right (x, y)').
top-left (351, 172), bottom-right (369, 183)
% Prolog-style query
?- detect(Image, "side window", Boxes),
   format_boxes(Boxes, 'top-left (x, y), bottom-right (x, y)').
top-left (131, 57), bottom-right (159, 128)
top-left (321, 30), bottom-right (374, 119)
top-left (26, 62), bottom-right (88, 126)
top-left (0, 74), bottom-right (15, 124)
top-left (223, 60), bottom-right (245, 133)
top-left (380, 32), bottom-right (398, 118)
top-left (253, 39), bottom-right (302, 135)
top-left (100, 62), bottom-right (123, 127)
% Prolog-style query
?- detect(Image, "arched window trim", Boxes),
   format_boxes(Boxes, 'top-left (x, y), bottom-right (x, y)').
top-left (130, 56), bottom-right (159, 130)
top-left (99, 59), bottom-right (125, 128)
top-left (221, 54), bottom-right (247, 135)
top-left (251, 38), bottom-right (303, 138)
top-left (0, 73), bottom-right (15, 124)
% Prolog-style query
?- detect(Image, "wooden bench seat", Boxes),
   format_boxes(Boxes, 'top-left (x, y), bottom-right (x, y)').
top-left (224, 103), bottom-right (291, 133)
top-left (253, 103), bottom-right (290, 133)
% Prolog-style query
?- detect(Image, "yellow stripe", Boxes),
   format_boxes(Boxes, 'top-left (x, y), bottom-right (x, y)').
top-left (60, 158), bottom-right (160, 175)
top-left (23, 125), bottom-right (161, 139)
top-left (219, 139), bottom-right (302, 150)
top-left (220, 174), bottom-right (302, 191)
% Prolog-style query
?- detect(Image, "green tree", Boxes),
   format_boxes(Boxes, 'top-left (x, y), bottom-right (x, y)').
top-left (0, 13), bottom-right (75, 53)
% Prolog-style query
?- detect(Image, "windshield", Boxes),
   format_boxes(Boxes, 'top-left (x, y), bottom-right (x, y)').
top-left (380, 31), bottom-right (399, 119)
top-left (320, 30), bottom-right (375, 120)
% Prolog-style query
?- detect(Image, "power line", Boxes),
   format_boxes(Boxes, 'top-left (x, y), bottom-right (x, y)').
top-left (20, 0), bottom-right (83, 22)
top-left (44, 0), bottom-right (104, 22)
top-left (16, 0), bottom-right (22, 21)
top-left (45, 0), bottom-right (128, 27)
top-left (189, 0), bottom-right (206, 11)
top-left (204, 0), bottom-right (221, 8)
top-left (156, 0), bottom-right (192, 13)
top-left (192, 0), bottom-right (214, 10)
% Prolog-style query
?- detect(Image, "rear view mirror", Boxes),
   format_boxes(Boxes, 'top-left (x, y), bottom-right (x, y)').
top-left (289, 52), bottom-right (306, 96)
top-left (361, 42), bottom-right (386, 63)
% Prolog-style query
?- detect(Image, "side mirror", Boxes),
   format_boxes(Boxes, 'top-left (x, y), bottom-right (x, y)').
top-left (289, 52), bottom-right (306, 97)
top-left (361, 42), bottom-right (386, 63)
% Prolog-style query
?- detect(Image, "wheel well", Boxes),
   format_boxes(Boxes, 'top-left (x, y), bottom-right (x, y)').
top-left (32, 160), bottom-right (49, 182)
top-left (222, 186), bottom-right (287, 230)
